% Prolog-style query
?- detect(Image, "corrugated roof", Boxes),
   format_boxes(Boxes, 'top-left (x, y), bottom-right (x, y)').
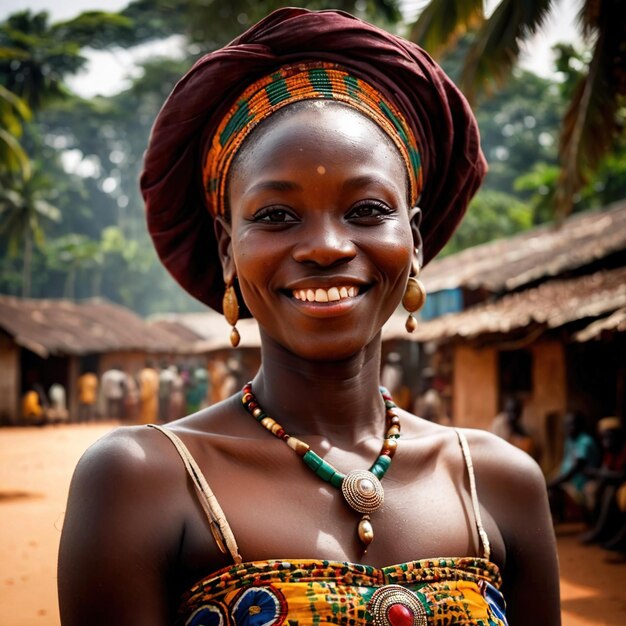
top-left (0, 296), bottom-right (185, 358)
top-left (409, 267), bottom-right (626, 342)
top-left (421, 200), bottom-right (626, 293)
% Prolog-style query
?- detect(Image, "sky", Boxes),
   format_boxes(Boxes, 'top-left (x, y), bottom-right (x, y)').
top-left (1, 0), bottom-right (582, 98)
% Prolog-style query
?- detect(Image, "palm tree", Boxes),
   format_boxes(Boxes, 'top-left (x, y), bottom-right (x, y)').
top-left (0, 171), bottom-right (61, 297)
top-left (409, 0), bottom-right (626, 217)
top-left (0, 10), bottom-right (134, 111)
top-left (0, 84), bottom-right (31, 178)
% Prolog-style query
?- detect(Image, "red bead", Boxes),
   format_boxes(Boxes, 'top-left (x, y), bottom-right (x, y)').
top-left (387, 603), bottom-right (414, 626)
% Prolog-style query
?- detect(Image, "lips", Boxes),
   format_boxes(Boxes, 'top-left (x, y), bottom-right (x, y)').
top-left (292, 286), bottom-right (360, 303)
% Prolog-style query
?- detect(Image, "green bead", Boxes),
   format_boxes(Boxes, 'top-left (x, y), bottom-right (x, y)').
top-left (316, 459), bottom-right (338, 482)
top-left (330, 473), bottom-right (345, 489)
top-left (377, 455), bottom-right (391, 470)
top-left (303, 450), bottom-right (323, 472)
top-left (369, 455), bottom-right (391, 478)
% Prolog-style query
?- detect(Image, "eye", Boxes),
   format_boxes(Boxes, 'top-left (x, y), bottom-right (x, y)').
top-left (346, 200), bottom-right (394, 221)
top-left (252, 206), bottom-right (299, 223)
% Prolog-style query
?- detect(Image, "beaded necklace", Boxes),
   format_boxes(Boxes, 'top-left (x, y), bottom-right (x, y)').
top-left (241, 382), bottom-right (400, 549)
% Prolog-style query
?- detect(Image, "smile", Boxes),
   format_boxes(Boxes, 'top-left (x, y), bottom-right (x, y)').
top-left (292, 286), bottom-right (360, 303)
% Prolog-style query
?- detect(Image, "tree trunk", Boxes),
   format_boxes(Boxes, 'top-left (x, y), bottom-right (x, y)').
top-left (22, 232), bottom-right (32, 298)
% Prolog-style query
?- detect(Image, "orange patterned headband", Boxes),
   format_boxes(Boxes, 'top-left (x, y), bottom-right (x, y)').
top-left (203, 62), bottom-right (422, 216)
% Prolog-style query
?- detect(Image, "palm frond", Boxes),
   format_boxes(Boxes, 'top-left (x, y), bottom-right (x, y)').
top-left (556, 0), bottom-right (626, 217)
top-left (0, 128), bottom-right (32, 178)
top-left (460, 0), bottom-right (553, 103)
top-left (408, 0), bottom-right (484, 58)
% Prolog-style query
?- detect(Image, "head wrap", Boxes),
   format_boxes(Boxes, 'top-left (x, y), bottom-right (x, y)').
top-left (598, 417), bottom-right (622, 433)
top-left (141, 7), bottom-right (487, 314)
top-left (203, 62), bottom-right (423, 215)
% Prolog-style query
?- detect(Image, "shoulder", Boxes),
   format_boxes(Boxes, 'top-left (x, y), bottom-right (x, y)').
top-left (68, 425), bottom-right (185, 510)
top-left (455, 427), bottom-right (547, 506)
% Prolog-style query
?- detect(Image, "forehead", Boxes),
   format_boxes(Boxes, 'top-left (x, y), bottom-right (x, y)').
top-left (230, 101), bottom-right (408, 185)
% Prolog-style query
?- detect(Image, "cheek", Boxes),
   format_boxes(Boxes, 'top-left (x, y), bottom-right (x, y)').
top-left (230, 229), bottom-right (278, 306)
top-left (365, 221), bottom-right (414, 280)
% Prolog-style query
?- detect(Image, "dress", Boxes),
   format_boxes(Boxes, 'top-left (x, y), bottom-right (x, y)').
top-left (149, 425), bottom-right (508, 626)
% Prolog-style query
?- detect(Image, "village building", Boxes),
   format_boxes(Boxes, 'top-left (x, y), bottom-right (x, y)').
top-left (0, 297), bottom-right (194, 425)
top-left (407, 200), bottom-right (626, 471)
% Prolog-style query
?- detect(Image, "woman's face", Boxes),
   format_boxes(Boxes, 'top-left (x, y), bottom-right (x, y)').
top-left (222, 102), bottom-right (417, 361)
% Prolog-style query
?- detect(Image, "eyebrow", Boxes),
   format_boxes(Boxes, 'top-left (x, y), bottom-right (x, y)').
top-left (341, 175), bottom-right (397, 192)
top-left (245, 180), bottom-right (303, 195)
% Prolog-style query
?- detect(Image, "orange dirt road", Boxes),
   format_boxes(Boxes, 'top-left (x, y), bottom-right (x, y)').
top-left (1, 424), bottom-right (625, 625)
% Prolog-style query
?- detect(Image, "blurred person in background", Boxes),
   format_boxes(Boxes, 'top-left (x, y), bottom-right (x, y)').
top-left (490, 397), bottom-right (535, 457)
top-left (77, 370), bottom-right (99, 422)
top-left (580, 417), bottom-right (626, 545)
top-left (138, 362), bottom-right (160, 424)
top-left (100, 367), bottom-right (126, 419)
top-left (548, 411), bottom-right (601, 522)
top-left (48, 382), bottom-right (69, 424)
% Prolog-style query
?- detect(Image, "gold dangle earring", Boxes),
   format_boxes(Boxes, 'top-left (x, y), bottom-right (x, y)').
top-left (223, 279), bottom-right (241, 347)
top-left (403, 255), bottom-right (427, 333)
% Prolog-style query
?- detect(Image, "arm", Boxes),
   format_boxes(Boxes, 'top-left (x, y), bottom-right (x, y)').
top-left (468, 431), bottom-right (561, 626)
top-left (58, 427), bottom-right (182, 625)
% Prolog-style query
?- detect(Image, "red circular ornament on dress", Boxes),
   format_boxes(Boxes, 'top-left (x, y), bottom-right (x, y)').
top-left (367, 585), bottom-right (427, 626)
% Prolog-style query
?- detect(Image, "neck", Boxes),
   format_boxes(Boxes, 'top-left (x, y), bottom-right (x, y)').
top-left (249, 331), bottom-right (386, 444)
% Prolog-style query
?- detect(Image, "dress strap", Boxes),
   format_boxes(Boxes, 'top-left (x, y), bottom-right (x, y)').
top-left (147, 424), bottom-right (243, 564)
top-left (454, 428), bottom-right (491, 561)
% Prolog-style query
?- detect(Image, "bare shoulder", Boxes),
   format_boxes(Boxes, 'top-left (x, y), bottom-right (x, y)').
top-left (456, 427), bottom-right (546, 500)
top-left (70, 395), bottom-right (241, 491)
top-left (70, 424), bottom-right (179, 493)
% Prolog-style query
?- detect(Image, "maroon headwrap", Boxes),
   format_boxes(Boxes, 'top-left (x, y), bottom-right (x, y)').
top-left (141, 7), bottom-right (486, 314)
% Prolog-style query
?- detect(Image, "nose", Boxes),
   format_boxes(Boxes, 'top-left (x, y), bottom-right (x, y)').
top-left (292, 217), bottom-right (357, 267)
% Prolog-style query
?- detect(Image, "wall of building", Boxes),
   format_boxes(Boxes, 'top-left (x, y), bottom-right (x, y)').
top-left (0, 335), bottom-right (19, 424)
top-left (525, 340), bottom-right (567, 473)
top-left (452, 345), bottom-right (498, 430)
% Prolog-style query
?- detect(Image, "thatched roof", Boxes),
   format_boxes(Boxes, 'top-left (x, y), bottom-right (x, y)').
top-left (0, 296), bottom-right (185, 358)
top-left (574, 307), bottom-right (626, 342)
top-left (149, 312), bottom-right (261, 351)
top-left (421, 200), bottom-right (626, 293)
top-left (409, 266), bottom-right (626, 343)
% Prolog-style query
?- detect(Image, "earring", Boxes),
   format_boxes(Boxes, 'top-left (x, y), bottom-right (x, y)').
top-left (403, 259), bottom-right (426, 333)
top-left (222, 279), bottom-right (240, 348)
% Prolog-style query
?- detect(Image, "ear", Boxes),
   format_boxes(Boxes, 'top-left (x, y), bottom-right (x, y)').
top-left (408, 206), bottom-right (424, 268)
top-left (214, 215), bottom-right (236, 283)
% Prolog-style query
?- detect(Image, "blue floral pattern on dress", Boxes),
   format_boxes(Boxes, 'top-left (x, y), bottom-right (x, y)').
top-left (230, 585), bottom-right (287, 626)
top-left (186, 602), bottom-right (227, 626)
top-left (484, 582), bottom-right (508, 625)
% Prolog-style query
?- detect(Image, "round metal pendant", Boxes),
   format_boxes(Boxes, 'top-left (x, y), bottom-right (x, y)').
top-left (367, 585), bottom-right (428, 626)
top-left (341, 469), bottom-right (384, 514)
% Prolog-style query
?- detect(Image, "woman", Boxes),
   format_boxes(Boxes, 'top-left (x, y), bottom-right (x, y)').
top-left (58, 8), bottom-right (560, 625)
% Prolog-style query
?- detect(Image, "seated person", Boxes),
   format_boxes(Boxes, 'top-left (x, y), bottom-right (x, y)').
top-left (580, 417), bottom-right (626, 544)
top-left (547, 411), bottom-right (601, 522)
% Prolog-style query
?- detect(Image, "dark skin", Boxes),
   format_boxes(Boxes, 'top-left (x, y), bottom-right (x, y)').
top-left (58, 102), bottom-right (560, 625)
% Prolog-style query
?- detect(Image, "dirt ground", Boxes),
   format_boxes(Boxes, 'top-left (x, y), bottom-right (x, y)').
top-left (1, 424), bottom-right (625, 625)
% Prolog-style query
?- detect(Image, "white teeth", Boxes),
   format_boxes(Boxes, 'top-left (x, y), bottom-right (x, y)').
top-left (315, 288), bottom-right (329, 302)
top-left (292, 286), bottom-right (360, 302)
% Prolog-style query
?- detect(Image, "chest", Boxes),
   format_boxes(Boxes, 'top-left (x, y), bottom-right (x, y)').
top-left (173, 438), bottom-right (503, 584)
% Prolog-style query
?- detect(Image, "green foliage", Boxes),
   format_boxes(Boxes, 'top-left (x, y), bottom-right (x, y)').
top-left (442, 189), bottom-right (533, 256)
top-left (0, 84), bottom-right (32, 177)
top-left (409, 0), bottom-right (626, 218)
top-left (0, 0), bottom-right (624, 314)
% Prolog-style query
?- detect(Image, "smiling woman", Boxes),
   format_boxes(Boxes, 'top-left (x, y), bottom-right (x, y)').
top-left (57, 7), bottom-right (561, 626)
